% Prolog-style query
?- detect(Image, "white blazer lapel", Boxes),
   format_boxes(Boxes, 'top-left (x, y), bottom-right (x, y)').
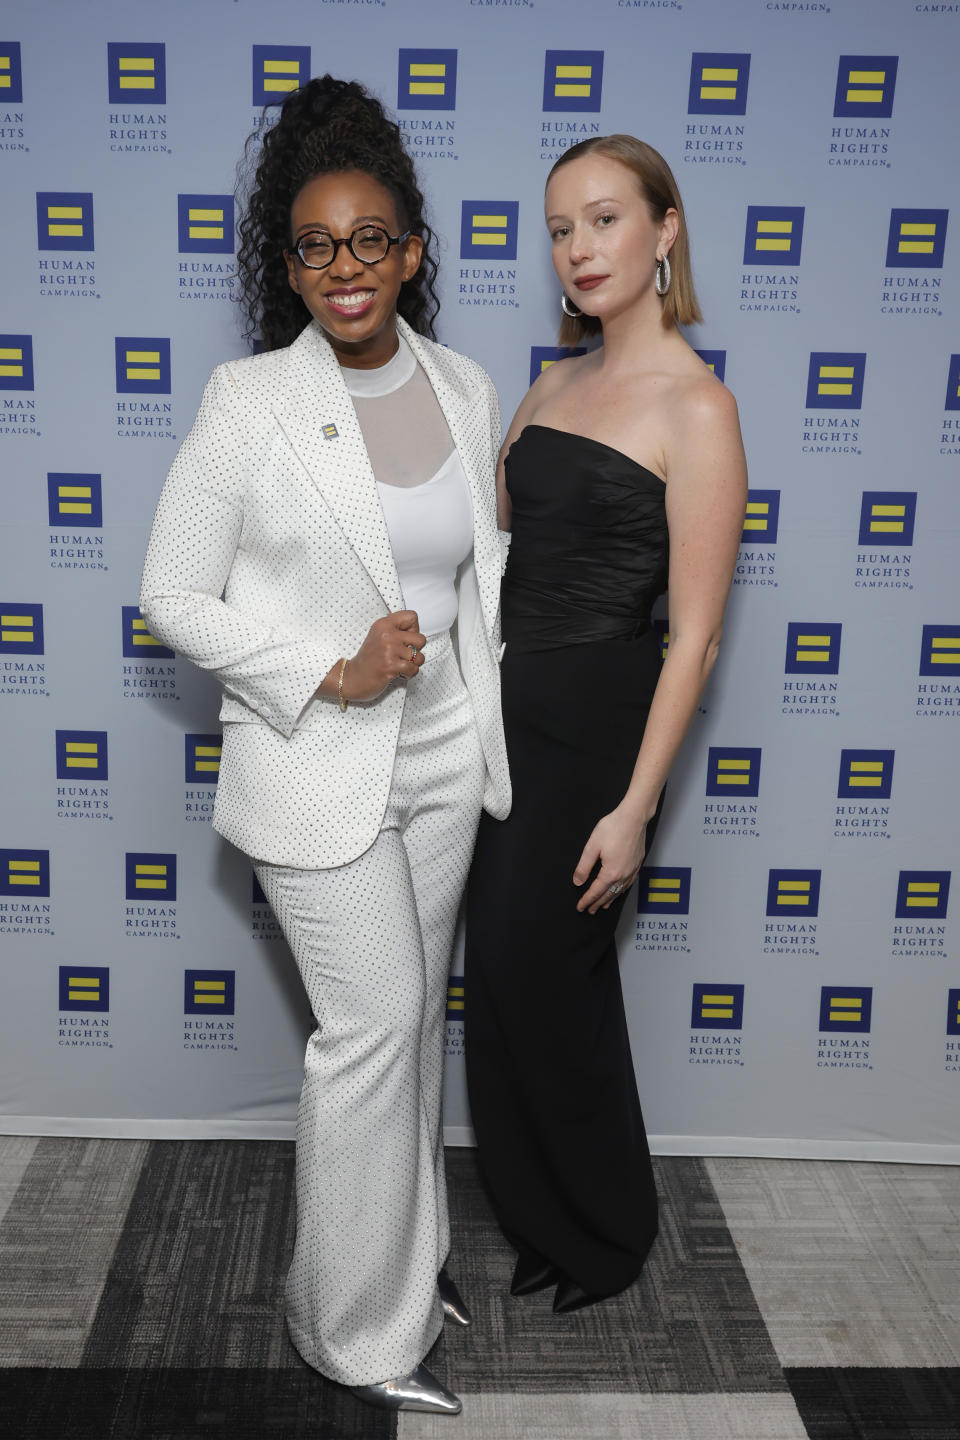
top-left (272, 323), bottom-right (404, 614)
top-left (402, 321), bottom-right (501, 640)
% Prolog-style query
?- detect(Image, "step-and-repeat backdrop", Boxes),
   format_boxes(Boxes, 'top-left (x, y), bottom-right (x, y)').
top-left (1, 0), bottom-right (956, 1159)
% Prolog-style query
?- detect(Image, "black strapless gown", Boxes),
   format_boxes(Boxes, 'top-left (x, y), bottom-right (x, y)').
top-left (464, 425), bottom-right (669, 1298)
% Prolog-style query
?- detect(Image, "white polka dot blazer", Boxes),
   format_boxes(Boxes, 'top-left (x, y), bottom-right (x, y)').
top-left (140, 318), bottom-right (511, 868)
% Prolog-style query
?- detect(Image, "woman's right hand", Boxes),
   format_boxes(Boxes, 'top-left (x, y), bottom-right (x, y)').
top-left (342, 611), bottom-right (426, 702)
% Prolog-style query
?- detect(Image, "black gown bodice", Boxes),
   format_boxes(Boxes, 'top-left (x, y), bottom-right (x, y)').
top-left (501, 424), bottom-right (669, 652)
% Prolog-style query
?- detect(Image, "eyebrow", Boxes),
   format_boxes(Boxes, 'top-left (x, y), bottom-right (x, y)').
top-left (545, 196), bottom-right (622, 223)
top-left (293, 214), bottom-right (393, 236)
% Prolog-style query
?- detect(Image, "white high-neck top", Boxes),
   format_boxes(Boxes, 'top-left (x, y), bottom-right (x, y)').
top-left (342, 335), bottom-right (473, 637)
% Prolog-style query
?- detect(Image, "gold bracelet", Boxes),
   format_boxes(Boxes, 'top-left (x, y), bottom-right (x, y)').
top-left (337, 657), bottom-right (349, 713)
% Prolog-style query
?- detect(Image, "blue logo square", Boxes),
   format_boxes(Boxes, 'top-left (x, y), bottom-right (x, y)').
top-left (185, 968), bottom-right (235, 1015)
top-left (252, 45), bottom-right (309, 106)
top-left (115, 337), bottom-right (170, 394)
top-left (185, 733), bottom-right (221, 784)
top-left (688, 53), bottom-right (750, 116)
top-left (543, 50), bottom-right (604, 112)
top-left (920, 625), bottom-right (960, 677)
top-left (695, 349), bottom-right (725, 382)
top-left (838, 749), bottom-right (894, 801)
top-left (460, 201), bottom-right (519, 261)
top-left (744, 206), bottom-right (804, 267)
top-left (653, 619), bottom-right (669, 662)
top-left (47, 473), bottom-right (102, 528)
top-left (0, 602), bottom-right (43, 655)
top-left (691, 983), bottom-right (744, 1030)
top-left (0, 849), bottom-right (50, 897)
top-left (834, 55), bottom-right (898, 118)
top-left (126, 852), bottom-right (177, 902)
top-left (107, 42), bottom-right (166, 104)
top-left (767, 869), bottom-right (821, 917)
top-left (637, 867), bottom-right (691, 915)
top-left (59, 965), bottom-right (109, 1013)
top-left (948, 989), bottom-right (960, 1037)
top-left (252, 871), bottom-right (268, 906)
top-left (0, 334), bottom-right (33, 391)
top-left (946, 355), bottom-right (960, 412)
top-left (121, 605), bottom-right (173, 659)
top-left (785, 621), bottom-right (841, 675)
top-left (806, 353), bottom-right (866, 410)
top-left (819, 985), bottom-right (872, 1033)
top-left (859, 491), bottom-right (916, 547)
top-left (896, 871), bottom-right (950, 921)
top-left (397, 49), bottom-right (457, 110)
top-left (36, 192), bottom-right (94, 253)
top-left (742, 490), bottom-right (779, 544)
top-left (446, 976), bottom-right (464, 1022)
top-left (56, 730), bottom-right (108, 781)
top-left (0, 42), bottom-right (23, 103)
top-left (886, 209), bottom-right (948, 269)
top-left (529, 346), bottom-right (586, 387)
top-left (177, 194), bottom-right (234, 254)
top-left (706, 747), bottom-right (761, 798)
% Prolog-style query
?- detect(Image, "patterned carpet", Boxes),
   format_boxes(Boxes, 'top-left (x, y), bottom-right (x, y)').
top-left (0, 1137), bottom-right (957, 1438)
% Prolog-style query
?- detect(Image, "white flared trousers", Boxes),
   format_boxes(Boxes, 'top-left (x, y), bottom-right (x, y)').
top-left (254, 632), bottom-right (485, 1387)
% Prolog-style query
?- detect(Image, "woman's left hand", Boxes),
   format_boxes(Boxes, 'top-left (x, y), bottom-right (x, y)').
top-left (573, 806), bottom-right (649, 915)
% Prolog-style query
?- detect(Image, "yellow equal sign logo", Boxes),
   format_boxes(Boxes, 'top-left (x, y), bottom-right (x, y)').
top-left (64, 739), bottom-right (99, 770)
top-left (0, 343), bottom-right (24, 379)
top-left (1, 612), bottom-right (35, 644)
top-left (777, 877), bottom-right (811, 906)
top-left (134, 861), bottom-right (168, 890)
top-left (0, 53), bottom-right (11, 89)
top-left (117, 54), bottom-right (157, 91)
top-left (262, 58), bottom-right (300, 93)
top-left (125, 348), bottom-right (161, 382)
top-left (828, 993), bottom-right (862, 1024)
top-left (929, 635), bottom-right (960, 664)
top-left (67, 975), bottom-right (101, 1003)
top-left (847, 758), bottom-right (885, 788)
top-left (647, 875), bottom-right (680, 903)
top-left (715, 757), bottom-right (751, 786)
top-left (867, 501), bottom-right (906, 535)
top-left (447, 981), bottom-right (464, 1014)
top-left (743, 498), bottom-right (769, 531)
top-left (896, 219), bottom-right (937, 257)
top-left (794, 632), bottom-right (832, 664)
top-left (554, 62), bottom-right (592, 99)
top-left (130, 615), bottom-right (164, 647)
top-left (845, 66), bottom-right (887, 105)
top-left (904, 879), bottom-right (942, 909)
top-left (817, 363), bottom-right (855, 397)
top-left (754, 217), bottom-right (793, 251)
top-left (471, 212), bottom-right (508, 246)
top-left (46, 203), bottom-right (84, 239)
top-left (192, 978), bottom-right (227, 1004)
top-left (8, 856), bottom-right (40, 886)
top-left (56, 481), bottom-right (94, 516)
top-left (409, 60), bottom-right (447, 96)
top-left (700, 991), bottom-right (735, 1019)
top-left (700, 64), bottom-right (740, 102)
top-left (193, 743), bottom-right (221, 774)
top-left (187, 206), bottom-right (224, 241)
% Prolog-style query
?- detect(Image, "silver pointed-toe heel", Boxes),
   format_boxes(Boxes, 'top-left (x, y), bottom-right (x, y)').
top-left (349, 1361), bottom-right (462, 1415)
top-left (438, 1266), bottom-right (473, 1326)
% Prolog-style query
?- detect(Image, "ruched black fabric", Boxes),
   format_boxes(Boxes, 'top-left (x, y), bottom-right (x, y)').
top-left (501, 424), bottom-right (669, 652)
top-left (465, 425), bottom-right (668, 1301)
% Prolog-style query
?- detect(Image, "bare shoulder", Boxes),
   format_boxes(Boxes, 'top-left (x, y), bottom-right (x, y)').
top-left (527, 348), bottom-right (594, 409)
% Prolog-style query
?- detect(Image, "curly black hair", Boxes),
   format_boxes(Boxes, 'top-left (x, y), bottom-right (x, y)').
top-left (237, 75), bottom-right (441, 352)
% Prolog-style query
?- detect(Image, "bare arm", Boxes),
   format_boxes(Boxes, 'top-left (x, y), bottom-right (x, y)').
top-left (574, 380), bottom-right (747, 912)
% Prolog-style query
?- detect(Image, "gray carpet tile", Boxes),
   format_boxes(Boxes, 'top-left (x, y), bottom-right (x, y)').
top-left (707, 1157), bottom-right (960, 1369)
top-left (398, 1393), bottom-right (812, 1440)
top-left (81, 1140), bottom-right (299, 1369)
top-left (0, 1137), bottom-right (147, 1367)
top-left (0, 1137), bottom-right (38, 1228)
top-left (427, 1150), bottom-right (788, 1394)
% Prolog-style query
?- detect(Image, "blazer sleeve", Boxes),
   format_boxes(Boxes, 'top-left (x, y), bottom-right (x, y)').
top-left (139, 363), bottom-right (335, 739)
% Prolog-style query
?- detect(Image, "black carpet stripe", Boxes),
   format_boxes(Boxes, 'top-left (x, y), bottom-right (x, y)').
top-left (786, 1367), bottom-right (960, 1440)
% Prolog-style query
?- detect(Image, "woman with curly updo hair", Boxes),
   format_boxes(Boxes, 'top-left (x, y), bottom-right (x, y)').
top-left (140, 75), bottom-right (510, 1415)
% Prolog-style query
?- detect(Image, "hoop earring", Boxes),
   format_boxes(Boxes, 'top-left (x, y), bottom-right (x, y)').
top-left (655, 254), bottom-right (671, 297)
top-left (560, 291), bottom-right (582, 319)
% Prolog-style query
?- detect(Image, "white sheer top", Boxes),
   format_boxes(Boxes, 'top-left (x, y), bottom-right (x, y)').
top-left (342, 335), bottom-right (474, 636)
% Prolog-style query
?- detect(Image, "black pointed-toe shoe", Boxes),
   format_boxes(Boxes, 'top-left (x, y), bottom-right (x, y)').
top-left (510, 1249), bottom-right (563, 1297)
top-left (552, 1278), bottom-right (610, 1314)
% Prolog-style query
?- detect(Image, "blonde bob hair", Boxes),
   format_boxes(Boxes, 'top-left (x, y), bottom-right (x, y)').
top-left (548, 134), bottom-right (702, 346)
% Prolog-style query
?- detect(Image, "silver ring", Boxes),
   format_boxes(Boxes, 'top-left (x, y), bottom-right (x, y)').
top-left (606, 881), bottom-right (625, 897)
top-left (406, 643), bottom-right (419, 657)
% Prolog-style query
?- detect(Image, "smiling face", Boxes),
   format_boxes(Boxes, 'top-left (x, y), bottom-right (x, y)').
top-left (285, 169), bottom-right (423, 369)
top-left (545, 153), bottom-right (678, 327)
